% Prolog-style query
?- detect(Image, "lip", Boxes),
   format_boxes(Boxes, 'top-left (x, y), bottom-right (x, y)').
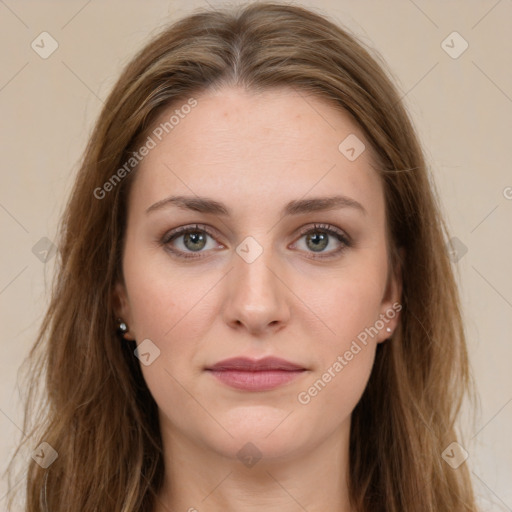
top-left (205, 357), bottom-right (308, 392)
top-left (206, 356), bottom-right (306, 372)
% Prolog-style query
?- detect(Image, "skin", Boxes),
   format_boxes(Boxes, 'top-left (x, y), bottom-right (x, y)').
top-left (113, 85), bottom-right (402, 512)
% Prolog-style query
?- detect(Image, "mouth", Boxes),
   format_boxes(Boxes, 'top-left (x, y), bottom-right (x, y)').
top-left (204, 356), bottom-right (308, 392)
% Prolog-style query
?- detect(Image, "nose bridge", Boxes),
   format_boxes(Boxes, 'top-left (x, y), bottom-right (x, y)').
top-left (224, 235), bottom-right (289, 331)
top-left (233, 239), bottom-right (280, 304)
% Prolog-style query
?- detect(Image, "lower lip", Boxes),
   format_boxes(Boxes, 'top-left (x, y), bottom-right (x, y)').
top-left (206, 369), bottom-right (306, 391)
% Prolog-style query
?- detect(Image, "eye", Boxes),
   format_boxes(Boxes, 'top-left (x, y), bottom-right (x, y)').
top-left (159, 223), bottom-right (351, 260)
top-left (160, 224), bottom-right (222, 259)
top-left (292, 223), bottom-right (351, 259)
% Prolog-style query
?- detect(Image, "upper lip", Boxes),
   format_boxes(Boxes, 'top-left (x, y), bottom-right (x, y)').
top-left (206, 356), bottom-right (306, 371)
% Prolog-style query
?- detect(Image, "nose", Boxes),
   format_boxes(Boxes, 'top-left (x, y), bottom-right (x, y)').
top-left (222, 244), bottom-right (291, 336)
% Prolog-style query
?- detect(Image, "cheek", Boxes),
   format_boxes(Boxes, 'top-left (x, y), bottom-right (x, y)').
top-left (123, 243), bottom-right (212, 340)
top-left (315, 263), bottom-right (387, 350)
top-left (295, 310), bottom-right (378, 429)
top-left (295, 261), bottom-right (386, 409)
top-left (127, 276), bottom-right (206, 381)
top-left (122, 250), bottom-right (219, 399)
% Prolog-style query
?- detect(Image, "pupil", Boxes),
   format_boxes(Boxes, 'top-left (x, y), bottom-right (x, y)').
top-left (308, 232), bottom-right (327, 252)
top-left (185, 232), bottom-right (205, 251)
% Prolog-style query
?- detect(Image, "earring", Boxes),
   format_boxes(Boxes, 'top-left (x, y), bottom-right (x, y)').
top-left (386, 327), bottom-right (392, 334)
top-left (117, 318), bottom-right (128, 337)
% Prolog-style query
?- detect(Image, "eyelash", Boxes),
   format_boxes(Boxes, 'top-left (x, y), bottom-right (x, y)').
top-left (159, 223), bottom-right (352, 260)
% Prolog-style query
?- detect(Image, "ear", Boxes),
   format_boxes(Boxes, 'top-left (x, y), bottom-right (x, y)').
top-left (376, 247), bottom-right (404, 344)
top-left (112, 280), bottom-right (136, 341)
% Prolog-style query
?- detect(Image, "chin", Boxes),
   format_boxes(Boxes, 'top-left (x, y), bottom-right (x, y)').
top-left (205, 415), bottom-right (315, 462)
top-left (207, 432), bottom-right (308, 469)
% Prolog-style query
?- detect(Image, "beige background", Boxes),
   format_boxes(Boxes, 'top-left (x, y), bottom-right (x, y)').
top-left (1, 0), bottom-right (511, 510)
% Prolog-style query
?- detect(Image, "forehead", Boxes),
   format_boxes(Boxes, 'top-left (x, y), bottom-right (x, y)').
top-left (128, 86), bottom-right (384, 220)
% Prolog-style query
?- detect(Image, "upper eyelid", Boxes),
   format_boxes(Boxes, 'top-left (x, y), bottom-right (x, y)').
top-left (164, 224), bottom-right (221, 242)
top-left (164, 222), bottom-right (349, 245)
top-left (296, 223), bottom-right (349, 240)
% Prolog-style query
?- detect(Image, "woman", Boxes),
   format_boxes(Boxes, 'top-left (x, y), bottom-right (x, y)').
top-left (8, 2), bottom-right (478, 511)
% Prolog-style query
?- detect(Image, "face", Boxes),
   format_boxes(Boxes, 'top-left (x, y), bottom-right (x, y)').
top-left (113, 85), bottom-right (402, 463)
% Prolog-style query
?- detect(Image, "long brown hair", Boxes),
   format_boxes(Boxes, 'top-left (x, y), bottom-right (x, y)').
top-left (7, 2), bottom-right (478, 511)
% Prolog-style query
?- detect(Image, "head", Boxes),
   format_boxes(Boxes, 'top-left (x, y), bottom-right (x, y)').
top-left (13, 2), bottom-right (476, 512)
top-left (112, 81), bottom-right (403, 472)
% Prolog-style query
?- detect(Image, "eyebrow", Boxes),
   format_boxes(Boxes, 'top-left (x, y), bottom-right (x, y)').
top-left (145, 194), bottom-right (367, 217)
